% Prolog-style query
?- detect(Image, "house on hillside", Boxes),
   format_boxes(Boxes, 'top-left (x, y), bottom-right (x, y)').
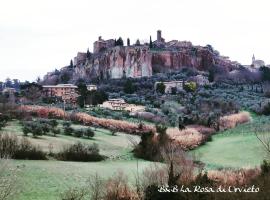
top-left (42, 84), bottom-right (79, 104)
top-left (87, 84), bottom-right (97, 91)
top-left (99, 98), bottom-right (145, 113)
top-left (154, 80), bottom-right (184, 94)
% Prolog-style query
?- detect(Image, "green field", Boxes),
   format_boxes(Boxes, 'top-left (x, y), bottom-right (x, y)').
top-left (2, 120), bottom-right (156, 200)
top-left (3, 113), bottom-right (270, 199)
top-left (191, 113), bottom-right (270, 169)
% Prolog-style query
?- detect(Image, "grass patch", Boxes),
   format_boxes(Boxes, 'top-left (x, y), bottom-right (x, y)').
top-left (191, 113), bottom-right (270, 169)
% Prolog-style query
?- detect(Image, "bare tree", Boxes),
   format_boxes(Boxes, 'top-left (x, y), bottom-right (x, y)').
top-left (60, 188), bottom-right (87, 200)
top-left (254, 124), bottom-right (270, 156)
top-left (160, 143), bottom-right (195, 185)
top-left (0, 159), bottom-right (18, 200)
top-left (87, 173), bottom-right (104, 200)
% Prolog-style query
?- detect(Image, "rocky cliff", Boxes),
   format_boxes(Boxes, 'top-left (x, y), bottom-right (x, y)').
top-left (43, 39), bottom-right (239, 84)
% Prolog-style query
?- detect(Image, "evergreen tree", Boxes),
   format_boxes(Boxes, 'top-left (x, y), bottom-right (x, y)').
top-left (156, 82), bottom-right (165, 94)
top-left (115, 37), bottom-right (124, 46)
top-left (208, 68), bottom-right (215, 82)
top-left (135, 39), bottom-right (140, 46)
top-left (86, 48), bottom-right (91, 58)
top-left (124, 79), bottom-right (136, 94)
top-left (70, 59), bottom-right (74, 68)
top-left (149, 36), bottom-right (153, 48)
top-left (127, 38), bottom-right (130, 46)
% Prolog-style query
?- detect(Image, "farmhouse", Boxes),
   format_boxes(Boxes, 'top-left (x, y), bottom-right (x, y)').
top-left (155, 80), bottom-right (184, 94)
top-left (87, 84), bottom-right (97, 91)
top-left (2, 87), bottom-right (16, 95)
top-left (42, 84), bottom-right (78, 104)
top-left (100, 98), bottom-right (145, 113)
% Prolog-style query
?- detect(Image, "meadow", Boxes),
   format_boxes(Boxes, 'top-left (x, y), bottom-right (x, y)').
top-left (2, 121), bottom-right (155, 200)
top-left (2, 112), bottom-right (269, 199)
top-left (192, 113), bottom-right (270, 169)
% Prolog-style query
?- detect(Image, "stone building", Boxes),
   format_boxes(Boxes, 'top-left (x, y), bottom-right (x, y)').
top-left (87, 84), bottom-right (97, 91)
top-left (252, 54), bottom-right (265, 68)
top-left (154, 80), bottom-right (184, 94)
top-left (100, 98), bottom-right (145, 112)
top-left (74, 52), bottom-right (87, 67)
top-left (93, 36), bottom-right (115, 54)
top-left (42, 84), bottom-right (78, 104)
top-left (2, 87), bottom-right (16, 95)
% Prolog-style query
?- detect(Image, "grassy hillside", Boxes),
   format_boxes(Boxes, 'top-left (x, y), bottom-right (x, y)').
top-left (191, 113), bottom-right (270, 169)
top-left (2, 120), bottom-right (156, 200)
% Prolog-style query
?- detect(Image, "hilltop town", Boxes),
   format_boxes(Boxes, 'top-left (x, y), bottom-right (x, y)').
top-left (42, 30), bottom-right (244, 84)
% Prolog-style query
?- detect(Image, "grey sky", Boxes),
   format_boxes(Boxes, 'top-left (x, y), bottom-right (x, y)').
top-left (0, 0), bottom-right (269, 82)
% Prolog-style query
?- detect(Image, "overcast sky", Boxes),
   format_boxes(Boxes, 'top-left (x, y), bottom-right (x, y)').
top-left (0, 0), bottom-right (269, 82)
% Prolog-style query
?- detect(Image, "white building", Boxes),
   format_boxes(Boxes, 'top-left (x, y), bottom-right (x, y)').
top-left (87, 85), bottom-right (97, 91)
top-left (100, 98), bottom-right (145, 113)
top-left (154, 80), bottom-right (184, 94)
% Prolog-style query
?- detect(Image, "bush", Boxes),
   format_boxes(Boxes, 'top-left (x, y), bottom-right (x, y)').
top-left (56, 142), bottom-right (104, 162)
top-left (22, 119), bottom-right (54, 137)
top-left (183, 81), bottom-right (197, 92)
top-left (0, 133), bottom-right (46, 160)
top-left (52, 128), bottom-right (61, 136)
top-left (219, 111), bottom-right (251, 131)
top-left (84, 128), bottom-right (95, 138)
top-left (62, 121), bottom-right (74, 135)
top-left (73, 129), bottom-right (84, 138)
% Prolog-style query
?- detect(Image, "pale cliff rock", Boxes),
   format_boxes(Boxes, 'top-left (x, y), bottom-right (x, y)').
top-left (43, 41), bottom-right (239, 83)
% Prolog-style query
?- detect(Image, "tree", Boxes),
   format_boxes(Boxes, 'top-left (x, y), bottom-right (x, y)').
top-left (156, 124), bottom-right (168, 146)
top-left (4, 78), bottom-right (12, 88)
top-left (149, 36), bottom-right (153, 48)
top-left (135, 39), bottom-right (140, 46)
top-left (86, 48), bottom-right (91, 59)
top-left (156, 82), bottom-right (165, 94)
top-left (127, 38), bottom-right (130, 46)
top-left (115, 37), bottom-right (124, 46)
top-left (84, 128), bottom-right (95, 138)
top-left (76, 83), bottom-right (88, 108)
top-left (60, 72), bottom-right (71, 84)
top-left (0, 159), bottom-right (18, 200)
top-left (70, 60), bottom-right (74, 68)
top-left (124, 79), bottom-right (136, 94)
top-left (85, 90), bottom-right (108, 106)
top-left (20, 82), bottom-right (42, 103)
top-left (208, 68), bottom-right (215, 82)
top-left (183, 82), bottom-right (197, 93)
top-left (260, 66), bottom-right (270, 81)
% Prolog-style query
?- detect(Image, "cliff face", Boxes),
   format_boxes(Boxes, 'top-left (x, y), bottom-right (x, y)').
top-left (74, 46), bottom-right (152, 80)
top-left (43, 42), bottom-right (239, 83)
top-left (151, 48), bottom-right (236, 73)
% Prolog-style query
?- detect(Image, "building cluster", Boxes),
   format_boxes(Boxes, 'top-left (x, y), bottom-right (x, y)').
top-left (99, 98), bottom-right (145, 113)
top-left (154, 81), bottom-right (184, 94)
top-left (72, 30), bottom-right (197, 68)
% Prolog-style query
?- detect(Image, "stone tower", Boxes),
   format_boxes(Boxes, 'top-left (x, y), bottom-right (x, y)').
top-left (157, 30), bottom-right (162, 42)
top-left (252, 54), bottom-right (255, 63)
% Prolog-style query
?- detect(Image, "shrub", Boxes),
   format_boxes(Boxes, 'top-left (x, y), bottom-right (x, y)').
top-left (84, 128), bottom-right (95, 138)
top-left (133, 131), bottom-right (160, 161)
top-left (52, 128), bottom-right (61, 136)
top-left (14, 138), bottom-right (47, 160)
top-left (156, 82), bottom-right (165, 94)
top-left (167, 125), bottom-right (215, 150)
top-left (22, 121), bottom-right (46, 137)
top-left (63, 122), bottom-right (74, 135)
top-left (56, 142), bottom-right (104, 162)
top-left (183, 81), bottom-right (197, 92)
top-left (219, 111), bottom-right (251, 131)
top-left (261, 160), bottom-right (270, 175)
top-left (0, 133), bottom-right (46, 160)
top-left (73, 129), bottom-right (84, 138)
